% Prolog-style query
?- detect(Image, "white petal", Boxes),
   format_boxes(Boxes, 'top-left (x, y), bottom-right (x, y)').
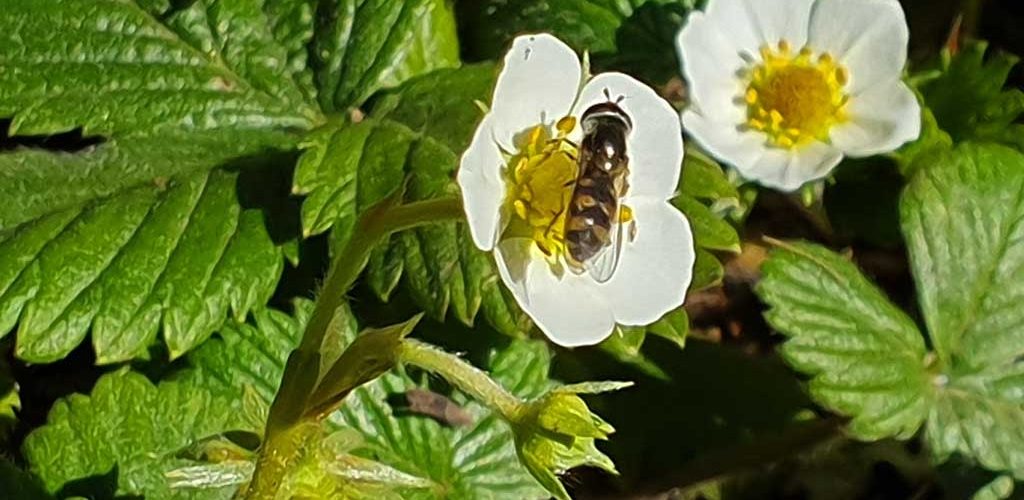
top-left (704, 0), bottom-right (814, 55)
top-left (598, 199), bottom-right (694, 326)
top-left (489, 34), bottom-right (582, 152)
top-left (676, 11), bottom-right (747, 124)
top-left (683, 109), bottom-right (767, 174)
top-left (495, 239), bottom-right (616, 346)
top-left (808, 0), bottom-right (909, 94)
top-left (830, 80), bottom-right (921, 156)
top-left (574, 72), bottom-right (684, 199)
top-left (683, 110), bottom-right (843, 191)
top-left (457, 116), bottom-right (506, 251)
top-left (495, 239), bottom-right (614, 348)
top-left (749, 141), bottom-right (844, 191)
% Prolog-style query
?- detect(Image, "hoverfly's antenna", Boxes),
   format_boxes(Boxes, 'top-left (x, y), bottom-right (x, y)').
top-left (602, 87), bottom-right (627, 104)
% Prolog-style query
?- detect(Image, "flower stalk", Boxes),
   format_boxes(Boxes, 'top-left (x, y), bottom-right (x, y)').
top-left (243, 195), bottom-right (463, 500)
top-left (398, 339), bottom-right (522, 419)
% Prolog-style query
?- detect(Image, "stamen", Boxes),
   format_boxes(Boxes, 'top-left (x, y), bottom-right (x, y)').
top-left (741, 40), bottom-right (849, 149)
top-left (503, 121), bottom-right (581, 261)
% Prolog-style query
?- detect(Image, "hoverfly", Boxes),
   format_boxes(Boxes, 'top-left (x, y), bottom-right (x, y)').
top-left (563, 95), bottom-right (633, 283)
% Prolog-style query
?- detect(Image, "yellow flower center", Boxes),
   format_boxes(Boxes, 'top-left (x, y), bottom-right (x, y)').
top-left (743, 41), bottom-right (849, 148)
top-left (504, 118), bottom-right (579, 263)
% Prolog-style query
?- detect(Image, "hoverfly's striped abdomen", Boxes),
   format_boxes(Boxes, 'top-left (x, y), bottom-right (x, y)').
top-left (565, 102), bottom-right (631, 271)
top-left (566, 164), bottom-right (617, 264)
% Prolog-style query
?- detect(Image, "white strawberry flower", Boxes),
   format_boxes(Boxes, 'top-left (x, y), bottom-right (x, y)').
top-left (677, 0), bottom-right (921, 191)
top-left (458, 34), bottom-right (694, 347)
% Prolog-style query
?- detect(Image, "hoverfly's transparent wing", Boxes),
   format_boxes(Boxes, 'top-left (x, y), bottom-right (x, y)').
top-left (584, 203), bottom-right (624, 284)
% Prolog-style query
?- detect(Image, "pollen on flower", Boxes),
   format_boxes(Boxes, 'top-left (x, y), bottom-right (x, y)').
top-left (742, 41), bottom-right (849, 149)
top-left (504, 122), bottom-right (579, 264)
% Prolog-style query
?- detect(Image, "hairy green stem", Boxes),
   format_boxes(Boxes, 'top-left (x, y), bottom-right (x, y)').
top-left (243, 196), bottom-right (464, 500)
top-left (399, 338), bottom-right (522, 420)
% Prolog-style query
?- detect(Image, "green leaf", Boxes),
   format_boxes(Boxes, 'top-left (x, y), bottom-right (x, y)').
top-left (0, 0), bottom-right (319, 137)
top-left (902, 142), bottom-right (1024, 478)
top-left (919, 41), bottom-right (1024, 146)
top-left (294, 65), bottom-right (533, 337)
top-left (459, 0), bottom-right (698, 83)
top-left (674, 195), bottom-right (741, 253)
top-left (23, 368), bottom-right (246, 499)
top-left (597, 309), bottom-right (689, 379)
top-left (311, 0), bottom-right (460, 112)
top-left (598, 325), bottom-right (669, 380)
top-left (0, 128), bottom-right (297, 233)
top-left (0, 167), bottom-right (285, 363)
top-left (757, 241), bottom-right (931, 440)
top-left (0, 0), bottom-right (330, 363)
top-left (680, 149), bottom-right (741, 204)
top-left (691, 247), bottom-right (724, 291)
top-left (647, 307), bottom-right (689, 349)
top-left (285, 431), bottom-right (436, 499)
top-left (972, 475), bottom-right (1015, 500)
top-left (895, 101), bottom-right (953, 175)
top-left (307, 314), bottom-right (422, 417)
top-left (589, 1), bottom-right (697, 84)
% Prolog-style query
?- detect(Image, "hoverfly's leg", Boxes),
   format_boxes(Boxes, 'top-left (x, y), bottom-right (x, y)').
top-left (619, 205), bottom-right (637, 242)
top-left (543, 205), bottom-right (568, 241)
top-left (549, 116), bottom-right (579, 148)
top-left (555, 116), bottom-right (577, 137)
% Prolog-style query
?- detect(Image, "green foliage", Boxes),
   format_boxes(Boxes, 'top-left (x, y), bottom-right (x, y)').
top-left (458, 0), bottom-right (699, 83)
top-left (307, 314), bottom-right (421, 417)
top-left (761, 143), bottom-right (1024, 481)
top-left (24, 299), bottom-right (551, 498)
top-left (0, 0), bottom-right (318, 137)
top-left (24, 368), bottom-right (246, 499)
top-left (0, 0), bottom-right (330, 363)
top-left (919, 42), bottom-right (1024, 148)
top-left (674, 195), bottom-right (740, 254)
top-left (759, 241), bottom-right (931, 440)
top-left (0, 168), bottom-right (285, 363)
top-left (9, 0), bottom-right (1024, 496)
top-left (294, 65), bottom-right (533, 337)
top-left (972, 475), bottom-right (1015, 500)
top-left (678, 150), bottom-right (742, 289)
top-left (311, 0), bottom-right (461, 112)
top-left (902, 143), bottom-right (1024, 479)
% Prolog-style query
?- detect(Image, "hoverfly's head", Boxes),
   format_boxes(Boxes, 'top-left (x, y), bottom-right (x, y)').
top-left (580, 102), bottom-right (633, 135)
